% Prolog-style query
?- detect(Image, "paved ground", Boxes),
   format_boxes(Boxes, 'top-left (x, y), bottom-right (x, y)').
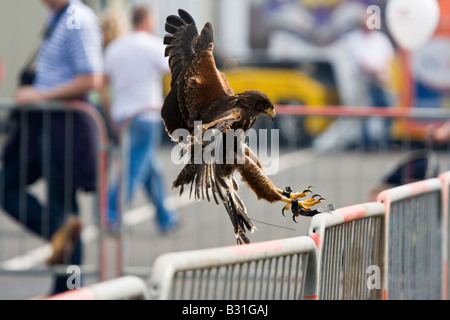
top-left (0, 144), bottom-right (448, 299)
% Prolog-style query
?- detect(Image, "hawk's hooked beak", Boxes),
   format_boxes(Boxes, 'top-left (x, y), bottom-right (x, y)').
top-left (264, 108), bottom-right (276, 122)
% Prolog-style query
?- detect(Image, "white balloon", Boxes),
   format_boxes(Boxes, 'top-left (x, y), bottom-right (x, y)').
top-left (413, 37), bottom-right (450, 89)
top-left (386, 0), bottom-right (440, 51)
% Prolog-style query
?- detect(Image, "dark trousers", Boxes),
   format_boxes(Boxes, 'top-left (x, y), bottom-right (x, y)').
top-left (0, 118), bottom-right (82, 295)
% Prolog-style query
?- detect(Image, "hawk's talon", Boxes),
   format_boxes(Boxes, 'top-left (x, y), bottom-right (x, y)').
top-left (281, 201), bottom-right (291, 217)
top-left (277, 186), bottom-right (314, 200)
top-left (279, 186), bottom-right (324, 221)
top-left (290, 186), bottom-right (314, 200)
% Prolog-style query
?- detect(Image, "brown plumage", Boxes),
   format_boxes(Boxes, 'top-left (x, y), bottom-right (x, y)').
top-left (162, 9), bottom-right (321, 244)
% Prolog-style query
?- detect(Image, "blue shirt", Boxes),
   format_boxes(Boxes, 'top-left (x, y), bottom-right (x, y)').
top-left (33, 0), bottom-right (103, 91)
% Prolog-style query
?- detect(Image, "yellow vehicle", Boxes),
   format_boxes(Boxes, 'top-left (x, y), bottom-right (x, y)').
top-left (225, 67), bottom-right (332, 145)
top-left (224, 67), bottom-right (326, 107)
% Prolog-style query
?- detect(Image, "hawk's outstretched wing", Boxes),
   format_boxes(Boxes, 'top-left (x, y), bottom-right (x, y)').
top-left (162, 9), bottom-right (233, 137)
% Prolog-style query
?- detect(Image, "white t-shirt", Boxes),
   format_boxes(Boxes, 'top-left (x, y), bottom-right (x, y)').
top-left (104, 31), bottom-right (170, 123)
top-left (345, 29), bottom-right (394, 84)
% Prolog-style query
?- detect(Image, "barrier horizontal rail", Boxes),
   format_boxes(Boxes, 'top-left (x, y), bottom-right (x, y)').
top-left (307, 202), bottom-right (386, 300)
top-left (3, 100), bottom-right (447, 119)
top-left (275, 104), bottom-right (450, 119)
top-left (45, 275), bottom-right (149, 300)
top-left (148, 236), bottom-right (318, 300)
top-left (378, 178), bottom-right (445, 300)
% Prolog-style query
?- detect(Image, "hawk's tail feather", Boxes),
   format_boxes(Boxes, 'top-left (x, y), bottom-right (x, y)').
top-left (212, 169), bottom-right (226, 203)
top-left (172, 160), bottom-right (256, 244)
top-left (208, 160), bottom-right (220, 205)
top-left (238, 229), bottom-right (251, 245)
top-left (224, 191), bottom-right (255, 244)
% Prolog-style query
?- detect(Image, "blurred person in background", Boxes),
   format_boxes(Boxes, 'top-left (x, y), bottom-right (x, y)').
top-left (313, 12), bottom-right (395, 153)
top-left (102, 6), bottom-right (179, 233)
top-left (100, 7), bottom-right (129, 50)
top-left (95, 8), bottom-right (129, 141)
top-left (0, 0), bottom-right (102, 294)
top-left (345, 14), bottom-right (395, 149)
top-left (429, 121), bottom-right (450, 145)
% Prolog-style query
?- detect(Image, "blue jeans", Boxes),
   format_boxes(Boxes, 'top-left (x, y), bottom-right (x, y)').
top-left (109, 116), bottom-right (178, 231)
top-left (362, 81), bottom-right (392, 150)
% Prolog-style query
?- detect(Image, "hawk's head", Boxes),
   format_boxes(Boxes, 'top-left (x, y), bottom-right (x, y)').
top-left (237, 90), bottom-right (276, 121)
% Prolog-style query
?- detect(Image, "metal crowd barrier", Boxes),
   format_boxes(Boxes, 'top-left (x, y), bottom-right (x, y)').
top-left (307, 202), bottom-right (386, 300)
top-left (148, 236), bottom-right (318, 300)
top-left (40, 172), bottom-right (450, 300)
top-left (0, 99), bottom-right (118, 283)
top-left (378, 178), bottom-right (445, 300)
top-left (145, 190), bottom-right (445, 300)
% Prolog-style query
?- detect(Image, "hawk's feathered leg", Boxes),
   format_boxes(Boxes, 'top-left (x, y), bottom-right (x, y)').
top-left (237, 151), bottom-right (323, 214)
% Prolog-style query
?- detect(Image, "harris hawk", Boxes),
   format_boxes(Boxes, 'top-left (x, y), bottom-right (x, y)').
top-left (161, 9), bottom-right (323, 244)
